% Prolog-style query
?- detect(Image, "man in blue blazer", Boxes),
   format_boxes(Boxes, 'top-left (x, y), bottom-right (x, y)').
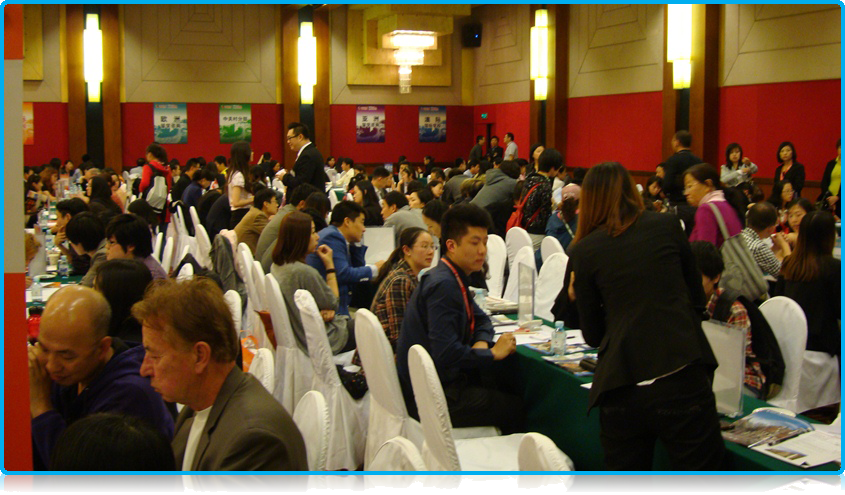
top-left (306, 201), bottom-right (384, 315)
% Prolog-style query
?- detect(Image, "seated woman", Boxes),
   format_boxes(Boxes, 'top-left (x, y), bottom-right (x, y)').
top-left (720, 142), bottom-right (758, 188)
top-left (775, 211), bottom-right (840, 358)
top-left (684, 163), bottom-right (744, 248)
top-left (421, 199), bottom-right (448, 239)
top-left (271, 211), bottom-right (354, 355)
top-left (783, 198), bottom-right (815, 248)
top-left (427, 179), bottom-right (444, 200)
top-left (546, 183), bottom-right (580, 252)
top-left (408, 188), bottom-right (433, 210)
top-left (351, 179), bottom-right (384, 226)
top-left (87, 175), bottom-right (123, 225)
top-left (641, 175), bottom-right (665, 212)
top-left (93, 259), bottom-right (153, 343)
top-left (769, 181), bottom-right (795, 231)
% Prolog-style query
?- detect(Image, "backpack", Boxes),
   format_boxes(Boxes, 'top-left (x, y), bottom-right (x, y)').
top-left (506, 183), bottom-right (541, 232)
top-left (712, 288), bottom-right (785, 400)
top-left (143, 164), bottom-right (169, 214)
top-left (706, 202), bottom-right (768, 301)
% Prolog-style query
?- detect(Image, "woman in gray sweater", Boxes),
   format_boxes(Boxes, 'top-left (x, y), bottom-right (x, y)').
top-left (270, 211), bottom-right (353, 355)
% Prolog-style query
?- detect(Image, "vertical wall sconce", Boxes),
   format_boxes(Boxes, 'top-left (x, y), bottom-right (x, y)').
top-left (83, 13), bottom-right (103, 103)
top-left (530, 9), bottom-right (549, 101)
top-left (298, 21), bottom-right (317, 104)
top-left (667, 4), bottom-right (692, 89)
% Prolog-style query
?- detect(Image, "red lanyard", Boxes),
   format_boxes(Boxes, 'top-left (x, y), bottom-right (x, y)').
top-left (440, 257), bottom-right (475, 338)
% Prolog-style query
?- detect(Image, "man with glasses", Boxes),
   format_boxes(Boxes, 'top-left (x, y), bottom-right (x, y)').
top-left (282, 122), bottom-right (327, 193)
top-left (103, 213), bottom-right (167, 280)
top-left (29, 285), bottom-right (174, 470)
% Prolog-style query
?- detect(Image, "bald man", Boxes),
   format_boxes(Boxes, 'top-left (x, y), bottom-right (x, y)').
top-left (29, 285), bottom-right (174, 470)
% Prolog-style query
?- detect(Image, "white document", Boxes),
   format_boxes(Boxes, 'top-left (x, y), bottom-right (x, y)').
top-left (753, 430), bottom-right (841, 468)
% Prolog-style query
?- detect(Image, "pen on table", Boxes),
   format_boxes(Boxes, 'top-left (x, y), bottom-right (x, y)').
top-left (766, 429), bottom-right (808, 447)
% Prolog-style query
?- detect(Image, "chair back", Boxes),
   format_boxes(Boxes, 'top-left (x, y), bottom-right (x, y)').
top-left (161, 236), bottom-right (175, 274)
top-left (505, 226), bottom-right (532, 268)
top-left (759, 296), bottom-right (807, 412)
top-left (223, 290), bottom-right (242, 333)
top-left (236, 242), bottom-right (254, 280)
top-left (540, 236), bottom-right (564, 261)
top-left (486, 234), bottom-right (507, 298)
top-left (293, 391), bottom-right (330, 471)
top-left (369, 436), bottom-right (427, 471)
top-left (517, 432), bottom-right (575, 471)
top-left (193, 223), bottom-right (213, 268)
top-left (251, 260), bottom-right (267, 311)
top-left (247, 347), bottom-right (275, 393)
top-left (295, 289), bottom-right (342, 389)
top-left (176, 262), bottom-right (194, 281)
top-left (408, 344), bottom-right (460, 471)
top-left (503, 245), bottom-right (536, 303)
top-left (362, 226), bottom-right (395, 265)
top-left (264, 274), bottom-right (297, 349)
top-left (535, 252), bottom-right (567, 321)
top-left (152, 232), bottom-right (164, 264)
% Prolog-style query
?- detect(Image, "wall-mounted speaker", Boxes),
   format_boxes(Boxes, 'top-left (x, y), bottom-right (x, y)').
top-left (462, 23), bottom-right (482, 48)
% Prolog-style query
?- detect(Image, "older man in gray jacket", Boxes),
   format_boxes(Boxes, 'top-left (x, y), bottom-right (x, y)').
top-left (471, 160), bottom-right (520, 209)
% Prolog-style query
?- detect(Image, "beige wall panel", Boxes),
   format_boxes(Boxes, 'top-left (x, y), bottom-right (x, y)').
top-left (23, 4), bottom-right (63, 102)
top-left (23, 5), bottom-right (42, 80)
top-left (330, 6), bottom-right (464, 106)
top-left (472, 4), bottom-right (531, 105)
top-left (721, 5), bottom-right (840, 87)
top-left (123, 4), bottom-right (277, 103)
top-left (569, 4), bottom-right (663, 98)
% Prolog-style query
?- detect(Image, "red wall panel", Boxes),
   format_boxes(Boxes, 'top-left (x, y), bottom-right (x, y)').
top-left (566, 92), bottom-right (663, 172)
top-left (718, 79), bottom-right (840, 182)
top-left (5, 273), bottom-right (32, 471)
top-left (122, 103), bottom-right (284, 169)
top-left (329, 104), bottom-right (477, 166)
top-left (23, 102), bottom-right (69, 168)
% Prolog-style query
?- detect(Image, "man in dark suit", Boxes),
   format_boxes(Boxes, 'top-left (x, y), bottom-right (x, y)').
top-left (133, 277), bottom-right (308, 471)
top-left (661, 130), bottom-right (703, 235)
top-left (283, 122), bottom-right (327, 193)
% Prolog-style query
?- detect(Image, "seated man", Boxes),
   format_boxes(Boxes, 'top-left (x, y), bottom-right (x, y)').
top-left (66, 212), bottom-right (107, 287)
top-left (306, 201), bottom-right (383, 316)
top-left (51, 198), bottom-right (90, 276)
top-left (29, 285), bottom-right (174, 470)
top-left (381, 191), bottom-right (427, 246)
top-left (132, 278), bottom-right (307, 470)
top-left (741, 201), bottom-right (792, 279)
top-left (371, 166), bottom-right (395, 200)
top-left (104, 214), bottom-right (167, 280)
top-left (396, 204), bottom-right (523, 434)
top-left (255, 183), bottom-right (322, 264)
top-left (233, 188), bottom-right (278, 254)
top-left (180, 168), bottom-right (216, 210)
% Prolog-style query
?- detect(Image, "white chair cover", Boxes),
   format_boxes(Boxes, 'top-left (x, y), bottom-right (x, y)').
top-left (759, 296), bottom-right (808, 413)
top-left (368, 436), bottom-right (427, 471)
top-left (540, 236), bottom-right (564, 261)
top-left (534, 252), bottom-right (567, 321)
top-left (518, 432), bottom-right (575, 471)
top-left (251, 261), bottom-right (267, 311)
top-left (799, 351), bottom-right (840, 413)
top-left (152, 232), bottom-right (164, 264)
top-left (503, 245), bottom-right (536, 303)
top-left (264, 275), bottom-right (314, 415)
top-left (505, 227), bottom-right (532, 268)
top-left (362, 226), bottom-right (395, 265)
top-left (272, 178), bottom-right (285, 191)
top-left (247, 347), bottom-right (275, 394)
top-left (486, 234), bottom-right (507, 298)
top-left (238, 245), bottom-right (267, 349)
top-left (236, 242), bottom-right (254, 281)
top-left (293, 390), bottom-right (330, 471)
top-left (190, 206), bottom-right (212, 268)
top-left (295, 289), bottom-right (368, 471)
top-left (160, 236), bottom-right (175, 275)
top-left (223, 290), bottom-right (242, 334)
top-left (176, 262), bottom-right (194, 281)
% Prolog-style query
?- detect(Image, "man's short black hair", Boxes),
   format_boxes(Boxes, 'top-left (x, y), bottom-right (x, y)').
top-left (690, 240), bottom-right (724, 279)
top-left (441, 204), bottom-right (492, 245)
top-left (65, 212), bottom-right (105, 252)
top-left (253, 188), bottom-right (276, 209)
top-left (422, 199), bottom-right (448, 224)
top-left (407, 180), bottom-right (425, 195)
top-left (288, 183), bottom-right (321, 206)
top-left (747, 201), bottom-right (778, 232)
top-left (424, 156), bottom-right (433, 163)
top-left (305, 191), bottom-right (332, 217)
top-left (505, 132), bottom-right (514, 141)
top-left (56, 198), bottom-right (89, 218)
top-left (455, 157), bottom-right (465, 167)
top-left (194, 168), bottom-right (217, 182)
top-left (383, 191), bottom-right (408, 209)
top-left (373, 166), bottom-right (391, 179)
top-left (478, 160), bottom-right (493, 175)
top-left (674, 130), bottom-right (692, 148)
top-left (182, 158), bottom-right (199, 173)
top-left (288, 122), bottom-right (310, 141)
top-left (537, 148), bottom-right (563, 173)
top-left (214, 155), bottom-right (227, 166)
top-left (500, 160), bottom-right (520, 179)
top-left (330, 200), bottom-right (365, 227)
top-left (145, 143), bottom-right (168, 163)
top-left (476, 135), bottom-right (484, 144)
top-left (491, 135), bottom-right (500, 142)
top-left (467, 159), bottom-right (480, 170)
top-left (136, 157), bottom-right (146, 168)
top-left (105, 214), bottom-right (153, 258)
top-left (414, 188), bottom-right (434, 206)
top-left (447, 168), bottom-right (464, 180)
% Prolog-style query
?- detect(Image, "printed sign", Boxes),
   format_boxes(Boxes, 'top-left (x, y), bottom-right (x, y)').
top-left (419, 106), bottom-right (446, 143)
top-left (154, 103), bottom-right (188, 144)
top-left (219, 104), bottom-right (252, 143)
top-left (356, 105), bottom-right (385, 143)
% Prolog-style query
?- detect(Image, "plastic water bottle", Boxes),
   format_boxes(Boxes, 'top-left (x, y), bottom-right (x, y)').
top-left (45, 231), bottom-right (54, 250)
top-left (473, 288), bottom-right (488, 313)
top-left (551, 320), bottom-right (567, 355)
top-left (58, 255), bottom-right (69, 278)
top-left (38, 209), bottom-right (48, 230)
top-left (31, 276), bottom-right (43, 303)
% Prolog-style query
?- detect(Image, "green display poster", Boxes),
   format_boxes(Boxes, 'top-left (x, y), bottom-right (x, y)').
top-left (219, 104), bottom-right (252, 143)
top-left (153, 103), bottom-right (188, 144)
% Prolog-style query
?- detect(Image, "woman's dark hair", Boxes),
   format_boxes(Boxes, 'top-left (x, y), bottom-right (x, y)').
top-left (776, 141), bottom-right (797, 164)
top-left (50, 412), bottom-right (175, 471)
top-left (326, 156), bottom-right (335, 165)
top-left (304, 191), bottom-right (332, 218)
top-left (645, 175), bottom-right (662, 194)
top-left (575, 162), bottom-right (643, 244)
top-left (301, 207), bottom-right (327, 233)
top-left (353, 180), bottom-right (380, 209)
top-left (529, 143), bottom-right (544, 163)
top-left (685, 163), bottom-right (746, 225)
top-left (781, 210), bottom-right (836, 282)
top-left (422, 199), bottom-right (448, 224)
top-left (406, 180), bottom-right (425, 195)
top-left (272, 211), bottom-right (313, 266)
top-left (768, 180), bottom-right (794, 209)
top-left (725, 142), bottom-right (743, 169)
top-left (89, 176), bottom-right (116, 203)
top-left (145, 143), bottom-right (168, 163)
top-left (412, 188), bottom-right (434, 206)
top-left (127, 199), bottom-right (160, 228)
top-left (786, 197), bottom-right (815, 223)
top-left (95, 259), bottom-right (152, 342)
top-left (537, 148), bottom-right (563, 174)
top-left (250, 165), bottom-right (265, 183)
top-left (374, 227), bottom-right (429, 288)
top-left (228, 141), bottom-right (253, 194)
top-left (26, 174), bottom-right (42, 192)
top-left (427, 179), bottom-right (443, 193)
top-left (105, 213), bottom-right (153, 258)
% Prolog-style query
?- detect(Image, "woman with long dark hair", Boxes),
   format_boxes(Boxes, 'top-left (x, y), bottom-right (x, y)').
top-left (684, 163), bottom-right (745, 248)
top-left (775, 211), bottom-right (840, 358)
top-left (720, 142), bottom-right (758, 187)
top-left (351, 179), bottom-right (384, 226)
top-left (94, 259), bottom-right (152, 343)
top-left (555, 162), bottom-right (724, 470)
top-left (227, 141), bottom-right (254, 228)
top-left (771, 141), bottom-right (805, 199)
top-left (87, 175), bottom-right (122, 224)
top-left (783, 197), bottom-right (815, 247)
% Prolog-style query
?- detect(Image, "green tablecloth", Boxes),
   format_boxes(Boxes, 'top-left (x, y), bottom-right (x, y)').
top-left (494, 324), bottom-right (839, 471)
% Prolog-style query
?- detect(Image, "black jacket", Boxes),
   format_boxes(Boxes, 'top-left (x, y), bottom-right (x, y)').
top-left (818, 159), bottom-right (840, 217)
top-left (662, 149), bottom-right (703, 204)
top-left (283, 143), bottom-right (327, 193)
top-left (773, 161), bottom-right (806, 198)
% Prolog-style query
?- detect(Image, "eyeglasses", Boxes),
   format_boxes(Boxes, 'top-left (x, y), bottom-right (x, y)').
top-left (106, 238), bottom-right (119, 247)
top-left (414, 243), bottom-right (435, 251)
top-left (285, 135), bottom-right (295, 141)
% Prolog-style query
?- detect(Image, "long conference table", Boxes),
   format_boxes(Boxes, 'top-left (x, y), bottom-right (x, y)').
top-left (493, 320), bottom-right (840, 472)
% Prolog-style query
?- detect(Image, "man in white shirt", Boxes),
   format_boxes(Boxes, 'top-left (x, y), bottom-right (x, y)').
top-left (503, 132), bottom-right (519, 161)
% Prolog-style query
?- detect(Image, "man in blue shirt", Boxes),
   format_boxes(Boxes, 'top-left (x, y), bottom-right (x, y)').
top-left (181, 168), bottom-right (216, 210)
top-left (396, 204), bottom-right (523, 433)
top-left (306, 201), bottom-right (384, 315)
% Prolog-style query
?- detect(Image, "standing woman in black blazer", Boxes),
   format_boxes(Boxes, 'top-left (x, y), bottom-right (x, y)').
top-left (771, 141), bottom-right (805, 200)
top-left (555, 162), bottom-right (724, 471)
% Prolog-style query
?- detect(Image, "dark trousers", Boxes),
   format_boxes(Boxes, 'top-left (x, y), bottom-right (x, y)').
top-left (229, 207), bottom-right (249, 229)
top-left (598, 364), bottom-right (727, 471)
top-left (442, 371), bottom-right (525, 435)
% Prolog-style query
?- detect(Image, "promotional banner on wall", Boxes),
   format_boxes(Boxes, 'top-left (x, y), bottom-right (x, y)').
top-left (419, 106), bottom-right (446, 143)
top-left (153, 103), bottom-right (188, 144)
top-left (356, 105), bottom-right (385, 143)
top-left (219, 104), bottom-right (252, 143)
top-left (22, 102), bottom-right (34, 145)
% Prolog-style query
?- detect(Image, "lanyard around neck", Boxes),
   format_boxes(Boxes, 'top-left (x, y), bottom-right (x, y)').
top-left (440, 257), bottom-right (475, 338)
